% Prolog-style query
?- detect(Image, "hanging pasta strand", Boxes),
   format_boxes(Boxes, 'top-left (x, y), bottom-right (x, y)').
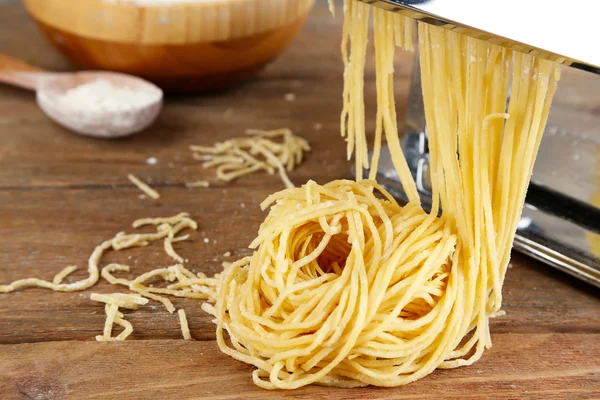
top-left (340, 0), bottom-right (370, 179)
top-left (370, 8), bottom-right (420, 205)
top-left (211, 1), bottom-right (560, 388)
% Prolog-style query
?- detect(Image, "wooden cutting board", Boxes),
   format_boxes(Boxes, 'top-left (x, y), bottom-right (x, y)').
top-left (0, 2), bottom-right (598, 399)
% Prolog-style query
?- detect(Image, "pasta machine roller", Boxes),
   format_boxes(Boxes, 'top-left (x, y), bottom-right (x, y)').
top-left (359, 0), bottom-right (600, 288)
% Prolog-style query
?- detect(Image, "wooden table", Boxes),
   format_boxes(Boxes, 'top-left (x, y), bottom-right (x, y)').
top-left (1, 2), bottom-right (599, 399)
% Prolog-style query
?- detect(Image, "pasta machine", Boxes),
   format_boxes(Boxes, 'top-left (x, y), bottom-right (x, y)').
top-left (358, 0), bottom-right (600, 288)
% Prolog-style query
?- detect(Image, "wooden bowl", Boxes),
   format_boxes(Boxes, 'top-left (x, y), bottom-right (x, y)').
top-left (24, 0), bottom-right (315, 92)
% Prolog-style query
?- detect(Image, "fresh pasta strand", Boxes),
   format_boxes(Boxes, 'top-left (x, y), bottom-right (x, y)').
top-left (0, 210), bottom-right (219, 342)
top-left (190, 128), bottom-right (310, 188)
top-left (178, 309), bottom-right (192, 340)
top-left (91, 293), bottom-right (148, 342)
top-left (128, 174), bottom-right (160, 199)
top-left (0, 213), bottom-right (197, 293)
top-left (101, 263), bottom-right (220, 314)
top-left (215, 179), bottom-right (457, 389)
top-left (211, 0), bottom-right (559, 389)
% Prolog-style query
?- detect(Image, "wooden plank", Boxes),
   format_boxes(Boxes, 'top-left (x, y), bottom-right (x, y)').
top-left (1, 334), bottom-right (599, 399)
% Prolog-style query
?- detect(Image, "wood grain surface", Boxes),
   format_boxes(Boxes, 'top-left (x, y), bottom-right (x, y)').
top-left (1, 2), bottom-right (599, 399)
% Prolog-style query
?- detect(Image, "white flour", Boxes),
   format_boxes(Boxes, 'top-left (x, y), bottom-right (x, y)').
top-left (58, 79), bottom-right (156, 114)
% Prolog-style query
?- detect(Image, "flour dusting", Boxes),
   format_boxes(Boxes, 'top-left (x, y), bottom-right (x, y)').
top-left (58, 79), bottom-right (156, 114)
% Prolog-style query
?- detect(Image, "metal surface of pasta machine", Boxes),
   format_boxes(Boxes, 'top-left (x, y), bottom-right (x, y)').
top-left (359, 0), bottom-right (600, 288)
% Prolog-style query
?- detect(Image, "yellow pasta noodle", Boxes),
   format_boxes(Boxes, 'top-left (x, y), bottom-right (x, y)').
top-left (128, 173), bottom-right (160, 199)
top-left (91, 293), bottom-right (149, 341)
top-left (211, 0), bottom-right (560, 389)
top-left (0, 213), bottom-right (197, 294)
top-left (190, 128), bottom-right (310, 188)
top-left (178, 309), bottom-right (192, 340)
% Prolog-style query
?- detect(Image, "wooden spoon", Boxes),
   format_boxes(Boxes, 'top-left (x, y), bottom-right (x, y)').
top-left (0, 54), bottom-right (163, 138)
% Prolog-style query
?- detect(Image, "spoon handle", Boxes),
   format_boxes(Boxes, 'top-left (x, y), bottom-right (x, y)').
top-left (0, 53), bottom-right (50, 91)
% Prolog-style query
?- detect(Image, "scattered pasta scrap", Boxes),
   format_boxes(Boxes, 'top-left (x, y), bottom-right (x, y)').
top-left (128, 173), bottom-right (160, 199)
top-left (189, 128), bottom-right (310, 188)
top-left (91, 293), bottom-right (148, 341)
top-left (101, 263), bottom-right (219, 314)
top-left (0, 212), bottom-right (197, 294)
top-left (0, 212), bottom-right (212, 341)
top-left (178, 309), bottom-right (192, 340)
top-left (52, 265), bottom-right (78, 285)
top-left (185, 180), bottom-right (210, 188)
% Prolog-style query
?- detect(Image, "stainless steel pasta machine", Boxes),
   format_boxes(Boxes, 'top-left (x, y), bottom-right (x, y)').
top-left (358, 0), bottom-right (600, 288)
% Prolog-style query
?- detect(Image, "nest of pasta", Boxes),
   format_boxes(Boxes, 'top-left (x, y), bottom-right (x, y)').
top-left (213, 180), bottom-right (461, 388)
